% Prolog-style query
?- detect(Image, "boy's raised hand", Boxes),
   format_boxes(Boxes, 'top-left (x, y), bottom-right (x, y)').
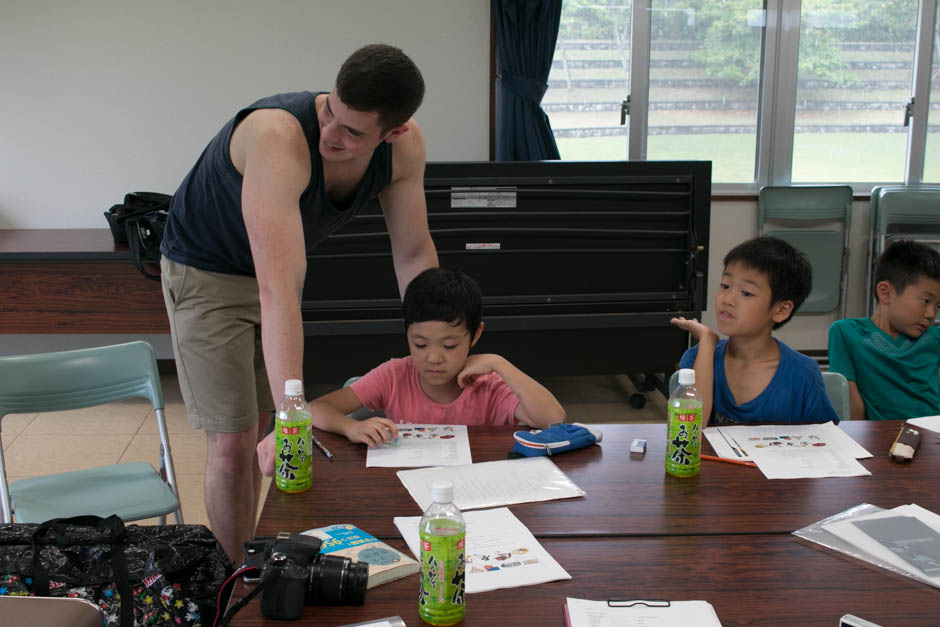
top-left (670, 316), bottom-right (719, 344)
top-left (346, 417), bottom-right (400, 448)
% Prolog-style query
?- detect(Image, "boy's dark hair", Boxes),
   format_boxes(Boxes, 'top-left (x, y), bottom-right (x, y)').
top-left (403, 268), bottom-right (482, 336)
top-left (335, 44), bottom-right (425, 133)
top-left (874, 239), bottom-right (940, 298)
top-left (723, 236), bottom-right (812, 329)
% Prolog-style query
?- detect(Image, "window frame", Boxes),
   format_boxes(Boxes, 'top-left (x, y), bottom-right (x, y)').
top-left (493, 0), bottom-right (940, 194)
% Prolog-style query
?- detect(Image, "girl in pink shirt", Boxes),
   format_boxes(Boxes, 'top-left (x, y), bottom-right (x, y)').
top-left (258, 268), bottom-right (565, 475)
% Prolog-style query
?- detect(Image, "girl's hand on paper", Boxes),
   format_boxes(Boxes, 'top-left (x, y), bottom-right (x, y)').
top-left (347, 417), bottom-right (399, 448)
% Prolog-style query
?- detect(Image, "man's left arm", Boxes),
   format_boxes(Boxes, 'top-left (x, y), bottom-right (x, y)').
top-left (378, 122), bottom-right (438, 297)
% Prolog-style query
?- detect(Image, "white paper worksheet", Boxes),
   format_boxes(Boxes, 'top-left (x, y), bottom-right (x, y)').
top-left (908, 415), bottom-right (940, 434)
top-left (564, 597), bottom-right (722, 627)
top-left (394, 507), bottom-right (571, 593)
top-left (366, 424), bottom-right (472, 468)
top-left (396, 456), bottom-right (585, 511)
top-left (703, 422), bottom-right (871, 478)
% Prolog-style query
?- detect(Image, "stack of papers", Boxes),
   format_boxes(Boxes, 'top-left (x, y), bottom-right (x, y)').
top-left (394, 507), bottom-right (571, 593)
top-left (821, 504), bottom-right (940, 588)
top-left (703, 422), bottom-right (872, 479)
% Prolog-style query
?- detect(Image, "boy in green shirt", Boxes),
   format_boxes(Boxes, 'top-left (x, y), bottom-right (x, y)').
top-left (828, 240), bottom-right (940, 420)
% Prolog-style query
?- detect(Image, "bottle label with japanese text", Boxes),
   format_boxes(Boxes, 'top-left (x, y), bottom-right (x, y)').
top-left (665, 404), bottom-right (702, 477)
top-left (418, 521), bottom-right (466, 626)
top-left (275, 416), bottom-right (312, 493)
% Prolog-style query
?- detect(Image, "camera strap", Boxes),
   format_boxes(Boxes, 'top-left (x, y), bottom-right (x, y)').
top-left (217, 567), bottom-right (280, 626)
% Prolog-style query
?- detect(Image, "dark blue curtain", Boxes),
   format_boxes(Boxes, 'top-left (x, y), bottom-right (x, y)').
top-left (493, 0), bottom-right (562, 161)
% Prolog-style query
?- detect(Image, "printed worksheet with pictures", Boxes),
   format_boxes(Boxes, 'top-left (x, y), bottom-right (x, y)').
top-left (703, 422), bottom-right (872, 478)
top-left (366, 424), bottom-right (472, 468)
top-left (394, 507), bottom-right (570, 593)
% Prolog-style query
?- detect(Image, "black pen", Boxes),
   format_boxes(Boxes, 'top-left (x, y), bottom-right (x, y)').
top-left (311, 432), bottom-right (334, 461)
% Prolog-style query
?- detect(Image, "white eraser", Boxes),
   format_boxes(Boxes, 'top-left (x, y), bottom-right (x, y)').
top-left (630, 438), bottom-right (647, 454)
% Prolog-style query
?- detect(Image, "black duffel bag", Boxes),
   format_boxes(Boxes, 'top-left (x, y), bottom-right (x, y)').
top-left (0, 515), bottom-right (233, 626)
top-left (104, 191), bottom-right (171, 281)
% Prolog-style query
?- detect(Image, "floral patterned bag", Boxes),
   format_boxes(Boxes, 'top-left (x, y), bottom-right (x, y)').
top-left (0, 515), bottom-right (233, 626)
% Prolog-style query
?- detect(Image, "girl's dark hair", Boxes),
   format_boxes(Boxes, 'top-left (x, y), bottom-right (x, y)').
top-left (723, 236), bottom-right (812, 329)
top-left (403, 268), bottom-right (482, 336)
top-left (874, 239), bottom-right (940, 296)
top-left (335, 44), bottom-right (425, 133)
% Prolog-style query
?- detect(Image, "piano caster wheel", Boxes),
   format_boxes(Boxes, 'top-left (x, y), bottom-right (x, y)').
top-left (629, 393), bottom-right (646, 409)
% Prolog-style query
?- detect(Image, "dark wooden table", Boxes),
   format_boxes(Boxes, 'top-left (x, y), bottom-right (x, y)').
top-left (255, 421), bottom-right (940, 539)
top-left (0, 229), bottom-right (168, 333)
top-left (231, 533), bottom-right (940, 626)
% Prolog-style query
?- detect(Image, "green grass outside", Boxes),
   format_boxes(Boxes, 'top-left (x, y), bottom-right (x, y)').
top-left (556, 132), bottom-right (940, 184)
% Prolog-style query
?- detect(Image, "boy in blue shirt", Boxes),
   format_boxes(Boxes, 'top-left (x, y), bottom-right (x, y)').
top-left (671, 236), bottom-right (838, 426)
top-left (828, 240), bottom-right (940, 420)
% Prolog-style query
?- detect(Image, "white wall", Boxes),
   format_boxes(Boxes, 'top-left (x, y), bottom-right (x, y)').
top-left (0, 0), bottom-right (491, 229)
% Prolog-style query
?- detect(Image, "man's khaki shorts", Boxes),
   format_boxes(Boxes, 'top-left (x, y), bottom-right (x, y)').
top-left (160, 257), bottom-right (275, 433)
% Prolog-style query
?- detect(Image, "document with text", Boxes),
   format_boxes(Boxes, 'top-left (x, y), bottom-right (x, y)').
top-left (366, 424), bottom-right (472, 468)
top-left (395, 507), bottom-right (570, 594)
top-left (564, 597), bottom-right (722, 627)
top-left (396, 456), bottom-right (585, 511)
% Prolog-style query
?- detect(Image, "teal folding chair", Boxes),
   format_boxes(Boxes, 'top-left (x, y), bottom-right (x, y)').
top-left (821, 371), bottom-right (850, 423)
top-left (758, 185), bottom-right (853, 318)
top-left (0, 341), bottom-right (182, 524)
top-left (866, 185), bottom-right (940, 316)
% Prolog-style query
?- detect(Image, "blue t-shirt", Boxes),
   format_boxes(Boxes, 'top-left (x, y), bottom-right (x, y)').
top-left (828, 317), bottom-right (940, 421)
top-left (679, 338), bottom-right (839, 425)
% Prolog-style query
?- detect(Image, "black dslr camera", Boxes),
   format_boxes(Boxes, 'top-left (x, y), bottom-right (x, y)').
top-left (244, 531), bottom-right (368, 620)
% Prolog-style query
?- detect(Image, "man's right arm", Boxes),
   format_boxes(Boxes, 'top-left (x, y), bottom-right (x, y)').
top-left (671, 317), bottom-right (718, 426)
top-left (238, 110), bottom-right (311, 412)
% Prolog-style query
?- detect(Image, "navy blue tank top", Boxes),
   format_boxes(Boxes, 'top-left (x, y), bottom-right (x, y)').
top-left (161, 91), bottom-right (393, 275)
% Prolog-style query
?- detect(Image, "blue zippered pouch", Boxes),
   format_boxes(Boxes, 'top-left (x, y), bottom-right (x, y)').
top-left (512, 422), bottom-right (603, 457)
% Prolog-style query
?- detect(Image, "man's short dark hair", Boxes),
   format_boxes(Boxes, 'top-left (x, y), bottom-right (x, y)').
top-left (874, 239), bottom-right (940, 297)
top-left (723, 236), bottom-right (812, 329)
top-left (335, 44), bottom-right (424, 133)
top-left (403, 268), bottom-right (482, 337)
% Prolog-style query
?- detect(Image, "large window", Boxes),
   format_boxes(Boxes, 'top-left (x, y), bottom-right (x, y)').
top-left (792, 0), bottom-right (919, 183)
top-left (546, 0), bottom-right (940, 190)
top-left (925, 3), bottom-right (940, 182)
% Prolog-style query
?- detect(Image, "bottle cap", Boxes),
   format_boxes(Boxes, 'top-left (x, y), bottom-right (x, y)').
top-left (284, 379), bottom-right (303, 397)
top-left (430, 480), bottom-right (454, 504)
top-left (678, 368), bottom-right (695, 386)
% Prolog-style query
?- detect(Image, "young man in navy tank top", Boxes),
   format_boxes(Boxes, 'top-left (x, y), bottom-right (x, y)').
top-left (159, 44), bottom-right (438, 562)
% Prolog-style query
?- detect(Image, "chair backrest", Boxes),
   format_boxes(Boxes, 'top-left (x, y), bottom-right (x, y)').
top-left (821, 371), bottom-right (850, 423)
top-left (758, 185), bottom-right (853, 227)
top-left (0, 341), bottom-right (163, 420)
top-left (757, 185), bottom-right (853, 315)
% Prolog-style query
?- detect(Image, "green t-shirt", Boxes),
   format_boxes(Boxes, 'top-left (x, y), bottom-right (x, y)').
top-left (828, 317), bottom-right (940, 420)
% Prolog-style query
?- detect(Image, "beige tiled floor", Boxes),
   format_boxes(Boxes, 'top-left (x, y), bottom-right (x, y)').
top-left (0, 372), bottom-right (665, 533)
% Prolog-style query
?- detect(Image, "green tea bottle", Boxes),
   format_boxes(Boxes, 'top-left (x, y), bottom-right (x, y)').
top-left (274, 379), bottom-right (312, 493)
top-left (418, 480), bottom-right (466, 625)
top-left (666, 368), bottom-right (703, 477)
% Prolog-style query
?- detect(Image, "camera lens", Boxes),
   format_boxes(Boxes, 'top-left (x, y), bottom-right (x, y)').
top-left (306, 554), bottom-right (368, 605)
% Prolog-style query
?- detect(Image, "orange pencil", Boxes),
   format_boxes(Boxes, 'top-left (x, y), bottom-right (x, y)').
top-left (701, 454), bottom-right (757, 468)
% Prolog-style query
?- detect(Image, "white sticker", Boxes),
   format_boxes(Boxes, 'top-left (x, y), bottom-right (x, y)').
top-left (465, 243), bottom-right (501, 250)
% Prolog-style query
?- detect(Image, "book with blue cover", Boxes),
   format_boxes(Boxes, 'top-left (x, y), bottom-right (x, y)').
top-left (301, 523), bottom-right (419, 588)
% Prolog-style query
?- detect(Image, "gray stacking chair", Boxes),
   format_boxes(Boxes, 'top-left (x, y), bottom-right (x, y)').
top-left (0, 341), bottom-right (182, 524)
top-left (758, 185), bottom-right (853, 319)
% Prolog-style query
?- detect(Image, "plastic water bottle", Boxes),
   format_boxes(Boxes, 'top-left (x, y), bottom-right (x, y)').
top-left (418, 480), bottom-right (466, 625)
top-left (665, 368), bottom-right (703, 477)
top-left (274, 379), bottom-right (312, 493)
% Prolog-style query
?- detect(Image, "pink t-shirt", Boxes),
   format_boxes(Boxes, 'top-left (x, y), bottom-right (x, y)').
top-left (349, 357), bottom-right (520, 425)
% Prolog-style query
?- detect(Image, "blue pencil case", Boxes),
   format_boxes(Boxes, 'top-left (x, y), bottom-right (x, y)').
top-left (512, 422), bottom-right (603, 457)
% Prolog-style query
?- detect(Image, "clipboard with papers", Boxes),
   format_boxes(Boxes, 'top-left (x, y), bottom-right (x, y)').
top-left (563, 597), bottom-right (722, 626)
